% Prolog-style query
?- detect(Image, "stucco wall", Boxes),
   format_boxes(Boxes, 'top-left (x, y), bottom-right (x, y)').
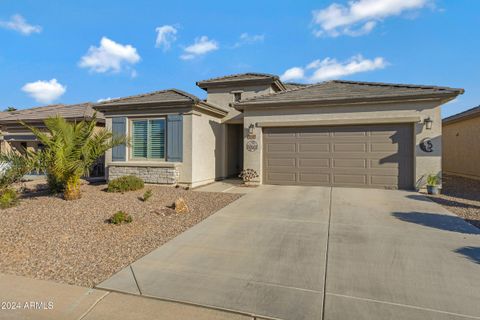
top-left (191, 112), bottom-right (224, 187)
top-left (206, 84), bottom-right (275, 109)
top-left (443, 116), bottom-right (480, 179)
top-left (242, 99), bottom-right (443, 189)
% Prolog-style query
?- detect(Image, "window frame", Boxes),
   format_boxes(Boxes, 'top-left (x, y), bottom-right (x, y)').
top-left (231, 90), bottom-right (243, 103)
top-left (129, 117), bottom-right (167, 161)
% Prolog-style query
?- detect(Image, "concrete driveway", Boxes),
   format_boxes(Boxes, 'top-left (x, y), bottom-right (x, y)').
top-left (97, 186), bottom-right (480, 320)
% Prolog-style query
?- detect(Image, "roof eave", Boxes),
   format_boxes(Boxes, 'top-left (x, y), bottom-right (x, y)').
top-left (196, 78), bottom-right (276, 90)
top-left (0, 115), bottom-right (104, 125)
top-left (443, 108), bottom-right (480, 125)
top-left (196, 101), bottom-right (228, 117)
top-left (234, 92), bottom-right (462, 110)
top-left (273, 79), bottom-right (287, 92)
top-left (93, 100), bottom-right (194, 112)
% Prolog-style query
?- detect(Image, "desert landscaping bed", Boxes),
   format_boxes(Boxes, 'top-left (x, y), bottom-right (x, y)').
top-left (429, 174), bottom-right (480, 229)
top-left (0, 182), bottom-right (241, 287)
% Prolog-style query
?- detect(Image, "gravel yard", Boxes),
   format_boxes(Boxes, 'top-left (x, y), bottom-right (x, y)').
top-left (0, 182), bottom-right (241, 287)
top-left (429, 174), bottom-right (480, 229)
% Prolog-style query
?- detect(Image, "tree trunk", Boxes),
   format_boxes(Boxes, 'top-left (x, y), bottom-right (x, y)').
top-left (64, 176), bottom-right (81, 200)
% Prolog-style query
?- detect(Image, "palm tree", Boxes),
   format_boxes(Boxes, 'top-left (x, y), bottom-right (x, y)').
top-left (23, 113), bottom-right (126, 200)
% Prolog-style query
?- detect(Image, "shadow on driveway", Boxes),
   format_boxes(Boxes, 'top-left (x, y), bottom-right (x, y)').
top-left (406, 194), bottom-right (480, 210)
top-left (392, 211), bottom-right (480, 235)
top-left (454, 246), bottom-right (480, 264)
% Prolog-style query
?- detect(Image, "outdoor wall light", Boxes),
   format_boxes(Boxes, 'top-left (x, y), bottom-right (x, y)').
top-left (248, 123), bottom-right (255, 134)
top-left (424, 117), bottom-right (433, 130)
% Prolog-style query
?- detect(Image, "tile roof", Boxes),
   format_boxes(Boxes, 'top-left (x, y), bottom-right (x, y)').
top-left (95, 89), bottom-right (199, 106)
top-left (197, 73), bottom-right (278, 85)
top-left (235, 80), bottom-right (464, 107)
top-left (93, 88), bottom-right (228, 115)
top-left (283, 82), bottom-right (309, 91)
top-left (443, 105), bottom-right (480, 125)
top-left (0, 103), bottom-right (102, 123)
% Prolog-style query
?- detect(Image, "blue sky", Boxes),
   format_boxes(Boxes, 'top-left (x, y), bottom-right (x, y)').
top-left (0, 0), bottom-right (478, 118)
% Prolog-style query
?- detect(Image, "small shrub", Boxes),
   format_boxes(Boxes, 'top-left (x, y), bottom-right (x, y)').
top-left (107, 175), bottom-right (144, 193)
top-left (0, 188), bottom-right (19, 209)
top-left (142, 189), bottom-right (153, 202)
top-left (109, 211), bottom-right (133, 224)
top-left (173, 197), bottom-right (189, 214)
top-left (426, 174), bottom-right (440, 186)
top-left (239, 169), bottom-right (259, 183)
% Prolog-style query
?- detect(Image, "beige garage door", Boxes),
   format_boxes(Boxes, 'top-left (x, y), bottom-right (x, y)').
top-left (263, 124), bottom-right (414, 189)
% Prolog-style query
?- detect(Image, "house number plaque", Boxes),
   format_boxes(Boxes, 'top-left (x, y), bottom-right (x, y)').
top-left (246, 141), bottom-right (258, 152)
top-left (420, 138), bottom-right (433, 153)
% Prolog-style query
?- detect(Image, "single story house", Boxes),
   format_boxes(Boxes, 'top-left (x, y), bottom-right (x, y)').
top-left (93, 73), bottom-right (464, 190)
top-left (442, 105), bottom-right (480, 180)
top-left (0, 103), bottom-right (105, 176)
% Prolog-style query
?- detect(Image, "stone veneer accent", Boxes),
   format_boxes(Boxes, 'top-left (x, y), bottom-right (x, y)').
top-left (108, 165), bottom-right (179, 184)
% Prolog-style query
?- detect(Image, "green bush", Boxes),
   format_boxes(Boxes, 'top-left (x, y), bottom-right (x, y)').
top-left (0, 188), bottom-right (19, 209)
top-left (142, 189), bottom-right (153, 202)
top-left (109, 211), bottom-right (133, 224)
top-left (426, 174), bottom-right (440, 186)
top-left (107, 175), bottom-right (144, 193)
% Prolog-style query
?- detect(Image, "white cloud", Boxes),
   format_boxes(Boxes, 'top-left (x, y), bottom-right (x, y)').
top-left (22, 79), bottom-right (66, 104)
top-left (0, 14), bottom-right (41, 35)
top-left (233, 33), bottom-right (265, 48)
top-left (79, 37), bottom-right (140, 73)
top-left (281, 55), bottom-right (388, 83)
top-left (312, 0), bottom-right (430, 37)
top-left (280, 67), bottom-right (305, 82)
top-left (155, 25), bottom-right (177, 50)
top-left (180, 36), bottom-right (218, 60)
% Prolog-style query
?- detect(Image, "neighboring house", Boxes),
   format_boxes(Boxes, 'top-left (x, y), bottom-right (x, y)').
top-left (442, 106), bottom-right (480, 179)
top-left (0, 103), bottom-right (105, 176)
top-left (93, 73), bottom-right (463, 190)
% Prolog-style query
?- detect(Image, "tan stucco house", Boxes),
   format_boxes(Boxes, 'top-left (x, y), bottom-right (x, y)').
top-left (442, 106), bottom-right (480, 180)
top-left (93, 73), bottom-right (463, 190)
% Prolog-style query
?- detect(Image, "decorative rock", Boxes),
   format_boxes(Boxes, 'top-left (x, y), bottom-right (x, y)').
top-left (174, 197), bottom-right (189, 214)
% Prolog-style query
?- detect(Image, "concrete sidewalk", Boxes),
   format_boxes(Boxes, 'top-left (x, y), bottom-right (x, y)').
top-left (194, 179), bottom-right (257, 194)
top-left (0, 273), bottom-right (253, 320)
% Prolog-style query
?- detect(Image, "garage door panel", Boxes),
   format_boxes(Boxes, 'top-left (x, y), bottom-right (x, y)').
top-left (298, 158), bottom-right (330, 168)
top-left (298, 143), bottom-right (330, 152)
top-left (299, 173), bottom-right (330, 183)
top-left (298, 131), bottom-right (330, 138)
top-left (333, 159), bottom-right (366, 168)
top-left (333, 143), bottom-right (367, 152)
top-left (263, 124), bottom-right (413, 189)
top-left (332, 130), bottom-right (367, 137)
top-left (266, 143), bottom-right (296, 153)
top-left (370, 159), bottom-right (398, 169)
top-left (266, 158), bottom-right (296, 168)
top-left (371, 175), bottom-right (398, 186)
top-left (266, 172), bottom-right (296, 183)
top-left (333, 174), bottom-right (367, 184)
top-left (371, 142), bottom-right (397, 152)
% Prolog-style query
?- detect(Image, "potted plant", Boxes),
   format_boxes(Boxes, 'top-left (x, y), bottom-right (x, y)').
top-left (238, 169), bottom-right (259, 186)
top-left (426, 174), bottom-right (440, 195)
